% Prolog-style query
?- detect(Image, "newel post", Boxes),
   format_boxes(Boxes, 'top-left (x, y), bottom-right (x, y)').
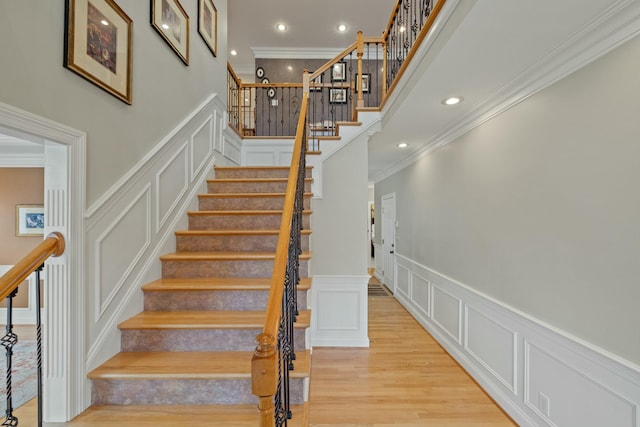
top-left (356, 31), bottom-right (364, 109)
top-left (252, 333), bottom-right (277, 427)
top-left (303, 69), bottom-right (310, 95)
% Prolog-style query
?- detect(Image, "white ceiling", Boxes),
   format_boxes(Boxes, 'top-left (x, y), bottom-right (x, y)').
top-left (228, 0), bottom-right (640, 182)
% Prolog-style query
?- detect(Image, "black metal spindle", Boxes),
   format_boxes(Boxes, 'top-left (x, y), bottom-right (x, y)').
top-left (2, 289), bottom-right (18, 427)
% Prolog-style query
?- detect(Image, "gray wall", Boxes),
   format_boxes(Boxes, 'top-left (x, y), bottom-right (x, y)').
top-left (0, 0), bottom-right (228, 206)
top-left (376, 33), bottom-right (640, 365)
top-left (312, 136), bottom-right (369, 276)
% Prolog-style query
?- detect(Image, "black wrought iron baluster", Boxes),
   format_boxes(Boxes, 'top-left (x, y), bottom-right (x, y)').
top-left (35, 264), bottom-right (43, 427)
top-left (2, 289), bottom-right (19, 427)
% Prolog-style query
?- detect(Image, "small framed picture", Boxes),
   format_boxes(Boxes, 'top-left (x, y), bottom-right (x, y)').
top-left (357, 73), bottom-right (371, 93)
top-left (331, 62), bottom-right (346, 82)
top-left (64, 0), bottom-right (133, 104)
top-left (309, 72), bottom-right (323, 92)
top-left (151, 0), bottom-right (190, 65)
top-left (329, 88), bottom-right (347, 104)
top-left (16, 205), bottom-right (45, 237)
top-left (198, 0), bottom-right (217, 57)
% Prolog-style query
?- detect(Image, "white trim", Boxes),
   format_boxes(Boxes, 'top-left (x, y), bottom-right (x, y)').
top-left (394, 253), bottom-right (640, 427)
top-left (0, 153), bottom-right (44, 167)
top-left (0, 100), bottom-right (87, 421)
top-left (0, 266), bottom-right (40, 325)
top-left (252, 47), bottom-right (344, 59)
top-left (310, 275), bottom-right (370, 348)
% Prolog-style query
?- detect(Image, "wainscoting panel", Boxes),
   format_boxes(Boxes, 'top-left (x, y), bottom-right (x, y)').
top-left (394, 254), bottom-right (640, 427)
top-left (156, 143), bottom-right (189, 233)
top-left (241, 139), bottom-right (294, 166)
top-left (85, 94), bottom-right (241, 374)
top-left (311, 275), bottom-right (369, 347)
top-left (465, 305), bottom-right (517, 394)
top-left (396, 263), bottom-right (410, 297)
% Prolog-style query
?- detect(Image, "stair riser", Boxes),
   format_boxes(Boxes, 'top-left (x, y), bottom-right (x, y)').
top-left (176, 234), bottom-right (310, 252)
top-left (214, 168), bottom-right (312, 179)
top-left (121, 329), bottom-right (307, 352)
top-left (92, 378), bottom-right (306, 405)
top-left (189, 214), bottom-right (311, 230)
top-left (162, 259), bottom-right (309, 279)
top-left (198, 195), bottom-right (311, 211)
top-left (144, 289), bottom-right (308, 311)
top-left (207, 181), bottom-right (312, 194)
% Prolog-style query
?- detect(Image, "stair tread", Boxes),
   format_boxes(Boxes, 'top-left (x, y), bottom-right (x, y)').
top-left (160, 251), bottom-right (312, 260)
top-left (67, 403), bottom-right (308, 426)
top-left (199, 192), bottom-right (313, 198)
top-left (118, 310), bottom-right (311, 329)
top-left (89, 350), bottom-right (310, 379)
top-left (142, 277), bottom-right (312, 291)
top-left (175, 229), bottom-right (312, 236)
top-left (188, 209), bottom-right (313, 216)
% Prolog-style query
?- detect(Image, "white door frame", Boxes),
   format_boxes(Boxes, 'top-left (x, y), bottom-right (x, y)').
top-left (0, 101), bottom-right (88, 421)
top-left (381, 192), bottom-right (396, 292)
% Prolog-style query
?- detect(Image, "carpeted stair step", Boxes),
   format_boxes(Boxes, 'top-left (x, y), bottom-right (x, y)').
top-left (214, 165), bottom-right (312, 179)
top-left (206, 178), bottom-right (313, 194)
top-left (142, 277), bottom-right (311, 311)
top-left (160, 251), bottom-right (311, 279)
top-left (57, 403), bottom-right (309, 426)
top-left (175, 229), bottom-right (311, 252)
top-left (188, 210), bottom-right (312, 230)
top-left (198, 192), bottom-right (312, 211)
top-left (89, 350), bottom-right (311, 405)
top-left (119, 310), bottom-right (310, 352)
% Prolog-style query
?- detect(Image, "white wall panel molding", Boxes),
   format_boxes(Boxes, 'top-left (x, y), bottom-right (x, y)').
top-left (190, 115), bottom-right (214, 181)
top-left (155, 143), bottom-right (189, 233)
top-left (310, 275), bottom-right (369, 347)
top-left (394, 253), bottom-right (640, 427)
top-left (0, 265), bottom-right (39, 324)
top-left (94, 185), bottom-right (151, 319)
top-left (223, 135), bottom-right (241, 164)
top-left (241, 139), bottom-right (294, 166)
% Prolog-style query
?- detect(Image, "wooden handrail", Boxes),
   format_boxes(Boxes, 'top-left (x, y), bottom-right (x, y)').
top-left (0, 232), bottom-right (65, 301)
top-left (242, 83), bottom-right (304, 89)
top-left (252, 94), bottom-right (308, 427)
top-left (308, 41), bottom-right (358, 81)
top-left (227, 62), bottom-right (241, 87)
top-left (382, 0), bottom-right (403, 41)
top-left (379, 0), bottom-right (446, 110)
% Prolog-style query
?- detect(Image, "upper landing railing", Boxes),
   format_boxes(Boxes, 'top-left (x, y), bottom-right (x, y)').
top-left (227, 0), bottom-right (445, 146)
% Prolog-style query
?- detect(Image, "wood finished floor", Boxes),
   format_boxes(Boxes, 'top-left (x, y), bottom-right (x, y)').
top-left (5, 294), bottom-right (516, 426)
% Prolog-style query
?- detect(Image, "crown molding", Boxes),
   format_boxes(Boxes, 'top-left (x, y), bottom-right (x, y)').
top-left (252, 47), bottom-right (344, 59)
top-left (373, 0), bottom-right (640, 184)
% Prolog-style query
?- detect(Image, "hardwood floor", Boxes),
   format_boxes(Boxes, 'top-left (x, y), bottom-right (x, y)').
top-left (5, 295), bottom-right (516, 426)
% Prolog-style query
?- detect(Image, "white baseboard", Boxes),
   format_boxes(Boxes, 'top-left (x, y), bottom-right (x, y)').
top-left (394, 253), bottom-right (640, 427)
top-left (310, 275), bottom-right (370, 348)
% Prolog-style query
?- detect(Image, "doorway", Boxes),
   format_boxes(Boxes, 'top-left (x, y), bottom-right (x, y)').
top-left (0, 101), bottom-right (86, 421)
top-left (381, 193), bottom-right (396, 292)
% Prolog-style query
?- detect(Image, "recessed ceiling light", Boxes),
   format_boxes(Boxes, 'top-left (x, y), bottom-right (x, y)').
top-left (230, 49), bottom-right (237, 56)
top-left (442, 96), bottom-right (462, 105)
top-left (397, 142), bottom-right (408, 148)
top-left (337, 24), bottom-right (347, 32)
top-left (276, 23), bottom-right (287, 32)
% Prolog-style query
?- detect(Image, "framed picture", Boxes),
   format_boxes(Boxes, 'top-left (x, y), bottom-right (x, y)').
top-left (331, 62), bottom-right (346, 82)
top-left (309, 72), bottom-right (323, 92)
top-left (16, 205), bottom-right (45, 237)
top-left (151, 0), bottom-right (190, 65)
top-left (64, 0), bottom-right (133, 104)
top-left (329, 88), bottom-right (347, 104)
top-left (357, 73), bottom-right (371, 93)
top-left (198, 0), bottom-right (217, 57)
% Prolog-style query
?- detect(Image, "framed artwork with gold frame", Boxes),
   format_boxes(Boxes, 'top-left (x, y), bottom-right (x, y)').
top-left (64, 0), bottom-right (133, 104)
top-left (151, 0), bottom-right (190, 65)
top-left (198, 0), bottom-right (217, 57)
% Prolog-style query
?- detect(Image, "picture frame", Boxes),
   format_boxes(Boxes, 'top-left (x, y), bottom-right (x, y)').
top-left (198, 0), bottom-right (217, 57)
top-left (16, 205), bottom-right (45, 237)
top-left (357, 73), bottom-right (371, 93)
top-left (151, 0), bottom-right (190, 65)
top-left (329, 88), bottom-right (347, 104)
top-left (331, 62), bottom-right (347, 82)
top-left (64, 0), bottom-right (133, 104)
top-left (309, 72), bottom-right (323, 92)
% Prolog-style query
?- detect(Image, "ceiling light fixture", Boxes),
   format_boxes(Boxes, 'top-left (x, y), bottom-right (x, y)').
top-left (442, 96), bottom-right (462, 105)
top-left (337, 24), bottom-right (347, 32)
top-left (230, 49), bottom-right (237, 56)
top-left (276, 23), bottom-right (287, 32)
top-left (397, 142), bottom-right (408, 148)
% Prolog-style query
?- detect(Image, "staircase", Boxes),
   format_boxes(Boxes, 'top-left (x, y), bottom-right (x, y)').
top-left (87, 165), bottom-right (313, 425)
